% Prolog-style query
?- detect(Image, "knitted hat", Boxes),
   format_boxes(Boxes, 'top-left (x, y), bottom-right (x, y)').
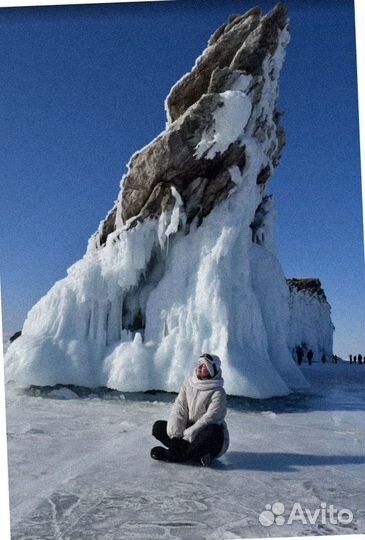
top-left (197, 353), bottom-right (221, 378)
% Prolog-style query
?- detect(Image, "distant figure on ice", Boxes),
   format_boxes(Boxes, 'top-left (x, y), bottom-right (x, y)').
top-left (349, 354), bottom-right (353, 364)
top-left (358, 354), bottom-right (363, 365)
top-left (151, 353), bottom-right (229, 466)
top-left (321, 353), bottom-right (326, 363)
top-left (296, 345), bottom-right (304, 365)
top-left (307, 349), bottom-right (314, 365)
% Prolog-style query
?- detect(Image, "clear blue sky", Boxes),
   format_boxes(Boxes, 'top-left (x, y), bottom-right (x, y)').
top-left (0, 0), bottom-right (363, 359)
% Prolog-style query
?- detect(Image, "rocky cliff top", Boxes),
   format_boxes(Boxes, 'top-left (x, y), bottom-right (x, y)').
top-left (94, 3), bottom-right (289, 248)
top-left (287, 278), bottom-right (328, 302)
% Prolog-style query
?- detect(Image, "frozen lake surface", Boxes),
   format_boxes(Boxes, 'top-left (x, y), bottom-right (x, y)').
top-left (5, 362), bottom-right (365, 539)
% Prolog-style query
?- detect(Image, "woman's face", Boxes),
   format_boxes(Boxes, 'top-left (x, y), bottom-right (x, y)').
top-left (196, 362), bottom-right (210, 379)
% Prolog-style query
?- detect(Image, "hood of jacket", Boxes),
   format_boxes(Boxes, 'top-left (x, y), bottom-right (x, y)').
top-left (190, 369), bottom-right (224, 390)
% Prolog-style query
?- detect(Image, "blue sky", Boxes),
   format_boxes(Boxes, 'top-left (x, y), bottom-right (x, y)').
top-left (0, 0), bottom-right (363, 359)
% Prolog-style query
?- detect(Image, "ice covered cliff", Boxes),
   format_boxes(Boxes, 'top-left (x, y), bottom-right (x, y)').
top-left (6, 4), bottom-right (320, 397)
top-left (287, 279), bottom-right (334, 361)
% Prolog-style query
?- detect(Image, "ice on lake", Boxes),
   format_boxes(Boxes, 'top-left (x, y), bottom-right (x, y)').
top-left (6, 363), bottom-right (365, 539)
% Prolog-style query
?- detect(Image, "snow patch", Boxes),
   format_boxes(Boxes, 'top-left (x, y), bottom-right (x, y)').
top-left (195, 91), bottom-right (252, 159)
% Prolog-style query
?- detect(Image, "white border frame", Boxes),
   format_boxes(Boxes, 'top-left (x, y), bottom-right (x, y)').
top-left (0, 1), bottom-right (364, 540)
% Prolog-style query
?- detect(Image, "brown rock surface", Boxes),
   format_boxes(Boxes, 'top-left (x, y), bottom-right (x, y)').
top-left (95, 3), bottom-right (289, 247)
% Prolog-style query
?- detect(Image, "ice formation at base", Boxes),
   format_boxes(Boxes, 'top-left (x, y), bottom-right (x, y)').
top-left (5, 5), bottom-right (334, 397)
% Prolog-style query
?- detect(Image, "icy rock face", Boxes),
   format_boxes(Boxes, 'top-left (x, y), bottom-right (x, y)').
top-left (6, 4), bottom-right (311, 397)
top-left (287, 279), bottom-right (334, 361)
top-left (95, 4), bottom-right (287, 244)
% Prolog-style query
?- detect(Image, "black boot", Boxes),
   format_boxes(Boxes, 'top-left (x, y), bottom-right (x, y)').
top-left (151, 446), bottom-right (170, 461)
top-left (200, 453), bottom-right (212, 467)
top-left (151, 440), bottom-right (188, 463)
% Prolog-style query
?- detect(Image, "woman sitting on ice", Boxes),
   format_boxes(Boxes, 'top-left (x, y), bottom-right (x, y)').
top-left (151, 353), bottom-right (229, 466)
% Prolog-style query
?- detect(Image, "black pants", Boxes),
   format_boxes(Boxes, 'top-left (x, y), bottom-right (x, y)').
top-left (152, 420), bottom-right (224, 462)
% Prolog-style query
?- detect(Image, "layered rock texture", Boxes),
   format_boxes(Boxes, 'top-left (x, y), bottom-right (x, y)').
top-left (94, 4), bottom-right (287, 245)
top-left (6, 4), bottom-right (333, 397)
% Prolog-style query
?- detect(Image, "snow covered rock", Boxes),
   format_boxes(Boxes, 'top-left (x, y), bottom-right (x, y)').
top-left (6, 4), bottom-right (315, 397)
top-left (94, 4), bottom-right (288, 245)
top-left (287, 279), bottom-right (334, 362)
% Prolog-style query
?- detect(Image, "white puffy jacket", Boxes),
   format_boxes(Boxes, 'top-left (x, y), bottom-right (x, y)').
top-left (167, 371), bottom-right (229, 457)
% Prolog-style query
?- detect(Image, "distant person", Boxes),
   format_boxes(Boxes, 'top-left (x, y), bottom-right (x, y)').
top-left (151, 353), bottom-right (229, 466)
top-left (321, 353), bottom-right (326, 363)
top-left (358, 354), bottom-right (363, 365)
top-left (349, 354), bottom-right (353, 364)
top-left (307, 349), bottom-right (313, 365)
top-left (296, 345), bottom-right (304, 366)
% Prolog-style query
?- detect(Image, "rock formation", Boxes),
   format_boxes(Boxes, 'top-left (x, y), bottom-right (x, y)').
top-left (94, 4), bottom-right (287, 245)
top-left (287, 278), bottom-right (334, 362)
top-left (6, 4), bottom-right (332, 397)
